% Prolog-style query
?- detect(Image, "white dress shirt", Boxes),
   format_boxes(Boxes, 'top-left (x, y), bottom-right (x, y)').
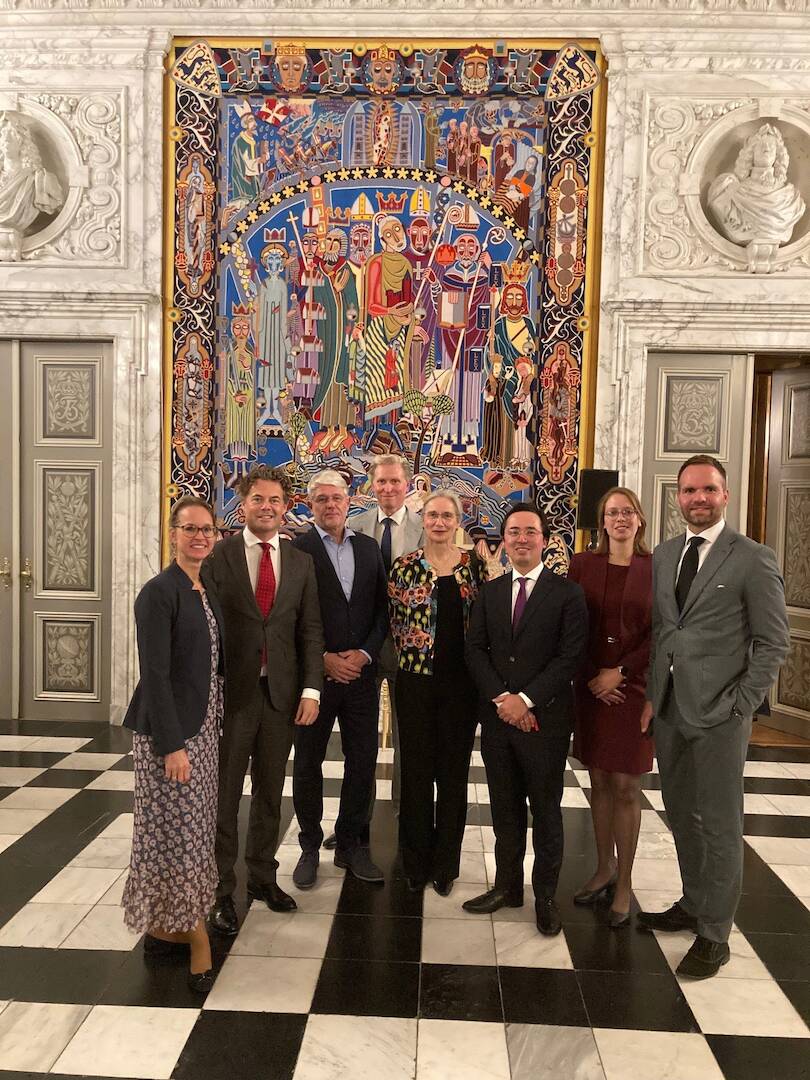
top-left (242, 527), bottom-right (319, 701)
top-left (375, 504), bottom-right (409, 562)
top-left (675, 518), bottom-right (726, 579)
top-left (510, 562), bottom-right (545, 709)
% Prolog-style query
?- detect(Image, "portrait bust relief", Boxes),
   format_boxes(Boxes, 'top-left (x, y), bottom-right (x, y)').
top-left (707, 122), bottom-right (805, 271)
top-left (0, 110), bottom-right (65, 261)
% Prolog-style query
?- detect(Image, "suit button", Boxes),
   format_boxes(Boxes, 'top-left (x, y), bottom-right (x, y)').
top-left (677, 624), bottom-right (683, 630)
top-left (509, 656), bottom-right (515, 662)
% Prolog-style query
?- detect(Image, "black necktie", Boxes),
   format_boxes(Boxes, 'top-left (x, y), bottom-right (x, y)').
top-left (675, 536), bottom-right (705, 612)
top-left (380, 517), bottom-right (394, 573)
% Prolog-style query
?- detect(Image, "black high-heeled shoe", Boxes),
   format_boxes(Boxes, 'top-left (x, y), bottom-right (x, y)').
top-left (188, 969), bottom-right (215, 993)
top-left (606, 908), bottom-right (630, 929)
top-left (573, 874), bottom-right (617, 906)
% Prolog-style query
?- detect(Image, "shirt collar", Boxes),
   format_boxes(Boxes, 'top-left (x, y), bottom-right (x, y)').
top-left (243, 526), bottom-right (278, 549)
top-left (377, 504), bottom-right (408, 526)
top-left (315, 523), bottom-right (355, 544)
top-left (512, 562), bottom-right (544, 584)
top-left (684, 519), bottom-right (726, 548)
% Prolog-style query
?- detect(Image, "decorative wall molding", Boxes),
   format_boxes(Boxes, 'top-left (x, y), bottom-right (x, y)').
top-left (3, 0), bottom-right (810, 13)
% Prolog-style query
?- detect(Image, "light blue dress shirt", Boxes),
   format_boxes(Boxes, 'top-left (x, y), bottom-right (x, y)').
top-left (314, 524), bottom-right (356, 601)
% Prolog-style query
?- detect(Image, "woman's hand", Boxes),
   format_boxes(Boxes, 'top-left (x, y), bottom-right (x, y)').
top-left (164, 749), bottom-right (191, 783)
top-left (588, 667), bottom-right (624, 697)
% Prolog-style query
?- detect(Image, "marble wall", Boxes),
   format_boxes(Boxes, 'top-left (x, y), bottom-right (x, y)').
top-left (2, 4), bottom-right (810, 716)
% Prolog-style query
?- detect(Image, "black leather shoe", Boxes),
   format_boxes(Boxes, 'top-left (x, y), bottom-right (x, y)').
top-left (406, 877), bottom-right (426, 893)
top-left (209, 895), bottom-right (239, 936)
top-left (188, 969), bottom-right (215, 994)
top-left (536, 898), bottom-right (562, 936)
top-left (293, 850), bottom-right (319, 890)
top-left (432, 878), bottom-right (454, 897)
top-left (573, 873), bottom-right (617, 906)
top-left (675, 935), bottom-right (730, 979)
top-left (143, 933), bottom-right (189, 959)
top-left (247, 880), bottom-right (297, 912)
top-left (334, 846), bottom-right (384, 883)
top-left (637, 901), bottom-right (698, 934)
top-left (323, 832), bottom-right (338, 851)
top-left (462, 887), bottom-right (524, 914)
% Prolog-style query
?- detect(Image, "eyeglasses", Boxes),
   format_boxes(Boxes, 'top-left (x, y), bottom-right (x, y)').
top-left (504, 528), bottom-right (543, 539)
top-left (174, 524), bottom-right (218, 538)
top-left (604, 509), bottom-right (638, 519)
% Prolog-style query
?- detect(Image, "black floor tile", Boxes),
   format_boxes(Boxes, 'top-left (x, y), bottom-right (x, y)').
top-left (0, 947), bottom-right (128, 1004)
top-left (310, 957), bottom-right (420, 1017)
top-left (744, 814), bottom-right (810, 839)
top-left (499, 966), bottom-right (588, 1027)
top-left (734, 893), bottom-right (810, 935)
top-left (744, 777), bottom-right (810, 796)
top-left (744, 932), bottom-right (810, 982)
top-left (25, 769), bottom-right (98, 789)
top-left (740, 847), bottom-right (795, 897)
top-left (420, 962), bottom-right (503, 1022)
top-left (779, 979), bottom-right (810, 1027)
top-left (577, 970), bottom-right (698, 1032)
top-left (0, 750), bottom-right (68, 767)
top-left (563, 919), bottom-right (671, 974)
top-left (557, 809), bottom-right (598, 858)
top-left (707, 1034), bottom-right (810, 1080)
top-left (110, 756), bottom-right (135, 771)
top-left (465, 804), bottom-right (493, 827)
top-left (0, 786), bottom-right (15, 800)
top-left (325, 914), bottom-right (421, 963)
top-left (84, 728), bottom-right (133, 753)
top-left (97, 947), bottom-right (221, 1008)
top-left (335, 871), bottom-right (423, 918)
top-left (747, 746), bottom-right (810, 763)
top-left (639, 775), bottom-right (663, 790)
top-left (173, 1011), bottom-right (307, 1080)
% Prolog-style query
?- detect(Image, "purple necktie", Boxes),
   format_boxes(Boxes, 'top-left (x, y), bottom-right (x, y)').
top-left (512, 576), bottom-right (528, 631)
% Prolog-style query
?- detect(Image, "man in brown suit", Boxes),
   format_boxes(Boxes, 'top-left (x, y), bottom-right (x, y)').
top-left (205, 465), bottom-right (324, 934)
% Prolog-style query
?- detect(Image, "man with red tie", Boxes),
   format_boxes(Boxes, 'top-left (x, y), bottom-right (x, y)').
top-left (205, 465), bottom-right (324, 935)
top-left (463, 503), bottom-right (587, 936)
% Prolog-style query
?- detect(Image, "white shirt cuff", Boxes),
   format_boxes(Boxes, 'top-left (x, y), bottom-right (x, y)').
top-left (518, 692), bottom-right (534, 709)
top-left (301, 688), bottom-right (321, 702)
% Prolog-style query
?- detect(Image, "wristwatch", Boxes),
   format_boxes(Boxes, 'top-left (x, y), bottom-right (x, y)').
top-left (619, 665), bottom-right (628, 678)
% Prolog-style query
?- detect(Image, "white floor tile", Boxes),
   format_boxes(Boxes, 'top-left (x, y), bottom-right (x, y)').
top-left (0, 807), bottom-right (50, 833)
top-left (639, 810), bottom-right (668, 832)
top-left (762, 794), bottom-right (810, 817)
top-left (561, 788), bottom-right (590, 808)
top-left (629, 858), bottom-right (683, 892)
top-left (376, 779), bottom-right (393, 800)
top-left (421, 917), bottom-right (496, 965)
top-left (322, 760), bottom-right (345, 779)
top-left (422, 882), bottom-right (494, 919)
top-left (293, 1014), bottom-right (417, 1080)
top-left (98, 813), bottom-right (135, 838)
top-left (782, 762), bottom-right (810, 780)
top-left (52, 751), bottom-right (126, 771)
top-left (0, 766), bottom-right (44, 786)
top-left (377, 747), bottom-right (394, 764)
top-left (274, 875), bottom-right (344, 914)
top-left (0, 786), bottom-right (77, 810)
top-left (457, 852), bottom-right (488, 884)
top-left (743, 793), bottom-right (783, 815)
top-left (69, 836), bottom-right (131, 868)
top-left (654, 928), bottom-right (771, 981)
top-left (0, 902), bottom-right (92, 947)
top-left (0, 1001), bottom-right (7, 1015)
top-left (507, 1024), bottom-right (604, 1080)
top-left (54, 1004), bottom-right (199, 1079)
top-left (641, 790), bottom-right (666, 811)
top-left (0, 1001), bottom-right (91, 1072)
top-left (475, 784), bottom-right (491, 805)
top-left (461, 825), bottom-right (484, 852)
top-left (746, 836), bottom-right (810, 866)
top-left (768, 863), bottom-right (810, 895)
top-left (632, 888), bottom-right (684, 915)
top-left (97, 870), bottom-right (129, 905)
top-left (494, 921), bottom-right (573, 968)
top-left (31, 865), bottom-right (123, 904)
top-left (481, 826), bottom-right (496, 852)
top-left (203, 955), bottom-right (321, 1013)
top-left (0, 735), bottom-right (41, 749)
top-left (680, 975), bottom-right (808, 1037)
top-left (27, 736), bottom-right (93, 752)
top-left (593, 1029), bottom-right (723, 1080)
top-left (60, 905), bottom-right (141, 950)
top-left (86, 771), bottom-right (135, 791)
top-left (572, 770), bottom-right (591, 787)
top-left (471, 750), bottom-right (484, 768)
top-left (0, 834), bottom-right (19, 854)
top-left (742, 761), bottom-right (792, 778)
top-left (634, 831), bottom-right (678, 860)
top-left (230, 909), bottom-right (333, 959)
top-left (417, 1019), bottom-right (510, 1080)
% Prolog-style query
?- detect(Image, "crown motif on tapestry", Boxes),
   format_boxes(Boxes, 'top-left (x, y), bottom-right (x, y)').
top-left (350, 192), bottom-right (375, 221)
top-left (275, 41), bottom-right (307, 57)
top-left (503, 259), bottom-right (531, 285)
top-left (409, 187), bottom-right (431, 216)
top-left (370, 45), bottom-right (396, 62)
top-left (376, 191), bottom-right (408, 213)
top-left (264, 227), bottom-right (287, 244)
top-left (462, 46), bottom-right (490, 62)
top-left (231, 303), bottom-right (252, 316)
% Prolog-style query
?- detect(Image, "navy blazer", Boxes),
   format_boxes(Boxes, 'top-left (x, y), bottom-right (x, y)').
top-left (123, 561), bottom-right (224, 755)
top-left (292, 526), bottom-right (389, 673)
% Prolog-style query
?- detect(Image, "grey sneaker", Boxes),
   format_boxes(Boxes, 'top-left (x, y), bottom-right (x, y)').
top-left (334, 845), bottom-right (384, 883)
top-left (293, 849), bottom-right (319, 889)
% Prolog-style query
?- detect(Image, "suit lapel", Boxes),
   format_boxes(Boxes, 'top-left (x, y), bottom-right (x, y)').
top-left (680, 527), bottom-right (736, 617)
top-left (270, 540), bottom-right (294, 615)
top-left (224, 534), bottom-right (259, 614)
top-left (513, 570), bottom-right (553, 640)
top-left (658, 536), bottom-right (684, 620)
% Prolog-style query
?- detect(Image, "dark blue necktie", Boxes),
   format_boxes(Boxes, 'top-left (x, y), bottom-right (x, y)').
top-left (380, 517), bottom-right (394, 573)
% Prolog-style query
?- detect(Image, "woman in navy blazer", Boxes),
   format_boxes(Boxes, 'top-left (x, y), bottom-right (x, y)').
top-left (122, 495), bottom-right (224, 993)
top-left (568, 487), bottom-right (653, 928)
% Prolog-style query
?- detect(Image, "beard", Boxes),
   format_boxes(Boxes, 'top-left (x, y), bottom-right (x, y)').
top-left (460, 73), bottom-right (490, 95)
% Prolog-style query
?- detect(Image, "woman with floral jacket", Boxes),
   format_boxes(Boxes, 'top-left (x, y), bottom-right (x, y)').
top-left (388, 489), bottom-right (486, 895)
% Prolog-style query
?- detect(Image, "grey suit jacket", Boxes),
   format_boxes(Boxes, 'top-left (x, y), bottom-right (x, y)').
top-left (350, 505), bottom-right (425, 561)
top-left (648, 525), bottom-right (789, 726)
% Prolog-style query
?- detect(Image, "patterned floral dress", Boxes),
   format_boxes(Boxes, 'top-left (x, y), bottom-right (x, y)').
top-left (122, 592), bottom-right (222, 934)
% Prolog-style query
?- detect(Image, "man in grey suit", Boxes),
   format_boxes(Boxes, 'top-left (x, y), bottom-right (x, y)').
top-left (638, 454), bottom-right (789, 978)
top-left (322, 454), bottom-right (423, 850)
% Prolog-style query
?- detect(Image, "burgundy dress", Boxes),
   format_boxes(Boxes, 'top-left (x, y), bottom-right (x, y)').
top-left (569, 553), bottom-right (653, 775)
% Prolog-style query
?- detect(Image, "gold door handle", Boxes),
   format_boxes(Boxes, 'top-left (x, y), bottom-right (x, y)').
top-left (0, 557), bottom-right (9, 589)
top-left (20, 557), bottom-right (32, 590)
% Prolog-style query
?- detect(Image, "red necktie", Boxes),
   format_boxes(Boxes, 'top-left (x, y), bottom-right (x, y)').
top-left (256, 542), bottom-right (276, 618)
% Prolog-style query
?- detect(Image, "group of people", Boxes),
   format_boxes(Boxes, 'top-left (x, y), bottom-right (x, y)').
top-left (121, 452), bottom-right (789, 992)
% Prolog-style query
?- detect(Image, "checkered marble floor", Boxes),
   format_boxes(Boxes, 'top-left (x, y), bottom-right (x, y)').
top-left (0, 718), bottom-right (808, 1080)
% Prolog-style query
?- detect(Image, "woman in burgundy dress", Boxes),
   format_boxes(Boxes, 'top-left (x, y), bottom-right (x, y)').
top-left (568, 487), bottom-right (653, 928)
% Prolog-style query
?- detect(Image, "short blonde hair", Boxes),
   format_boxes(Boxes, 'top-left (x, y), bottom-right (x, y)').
top-left (368, 454), bottom-right (411, 482)
top-left (422, 488), bottom-right (462, 521)
top-left (307, 469), bottom-right (348, 497)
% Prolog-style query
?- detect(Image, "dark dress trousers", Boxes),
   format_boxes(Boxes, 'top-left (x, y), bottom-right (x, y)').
top-left (466, 569), bottom-right (588, 900)
top-left (292, 527), bottom-right (389, 853)
top-left (123, 561), bottom-right (224, 756)
top-left (203, 534), bottom-right (324, 896)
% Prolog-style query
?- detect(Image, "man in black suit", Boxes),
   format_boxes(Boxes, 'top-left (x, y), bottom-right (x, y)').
top-left (463, 503), bottom-right (588, 935)
top-left (291, 469), bottom-right (389, 888)
top-left (204, 465), bottom-right (324, 934)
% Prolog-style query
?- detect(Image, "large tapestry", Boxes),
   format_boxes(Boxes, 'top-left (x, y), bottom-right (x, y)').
top-left (165, 38), bottom-right (605, 553)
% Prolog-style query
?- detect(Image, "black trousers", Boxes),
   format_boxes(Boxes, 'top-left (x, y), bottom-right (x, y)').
top-left (396, 671), bottom-right (477, 882)
top-left (481, 714), bottom-right (569, 900)
top-left (216, 678), bottom-right (293, 897)
top-left (293, 676), bottom-right (379, 854)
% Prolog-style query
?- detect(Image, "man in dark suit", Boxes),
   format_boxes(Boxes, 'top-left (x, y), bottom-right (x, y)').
top-left (463, 503), bottom-right (588, 935)
top-left (204, 465), bottom-right (324, 934)
top-left (638, 455), bottom-right (789, 978)
top-left (291, 469), bottom-right (389, 888)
